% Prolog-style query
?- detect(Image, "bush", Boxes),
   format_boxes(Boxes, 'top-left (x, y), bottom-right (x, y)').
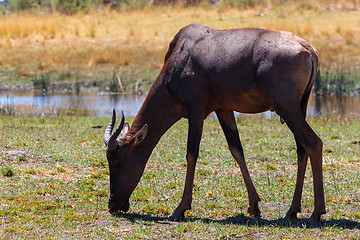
top-left (55, 0), bottom-right (103, 14)
top-left (6, 0), bottom-right (103, 14)
top-left (7, 0), bottom-right (33, 11)
top-left (2, 0), bottom-right (359, 14)
top-left (224, 0), bottom-right (262, 8)
top-left (7, 0), bottom-right (54, 11)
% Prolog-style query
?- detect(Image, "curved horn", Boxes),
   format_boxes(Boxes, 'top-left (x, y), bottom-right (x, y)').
top-left (106, 110), bottom-right (125, 151)
top-left (104, 109), bottom-right (116, 147)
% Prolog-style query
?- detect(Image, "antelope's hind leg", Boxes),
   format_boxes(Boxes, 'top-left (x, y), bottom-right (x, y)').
top-left (276, 106), bottom-right (325, 223)
top-left (216, 110), bottom-right (261, 217)
top-left (285, 140), bottom-right (308, 220)
top-left (285, 95), bottom-right (309, 220)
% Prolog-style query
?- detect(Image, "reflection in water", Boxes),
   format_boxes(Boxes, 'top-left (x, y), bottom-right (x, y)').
top-left (309, 95), bottom-right (360, 118)
top-left (0, 91), bottom-right (359, 118)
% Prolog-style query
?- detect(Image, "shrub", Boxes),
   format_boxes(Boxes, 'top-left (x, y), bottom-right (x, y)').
top-left (55, 0), bottom-right (103, 14)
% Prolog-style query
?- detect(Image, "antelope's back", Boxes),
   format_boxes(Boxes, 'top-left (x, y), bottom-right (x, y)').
top-left (164, 24), bottom-right (316, 113)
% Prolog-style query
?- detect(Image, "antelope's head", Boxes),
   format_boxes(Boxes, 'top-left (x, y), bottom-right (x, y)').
top-left (104, 109), bottom-right (148, 215)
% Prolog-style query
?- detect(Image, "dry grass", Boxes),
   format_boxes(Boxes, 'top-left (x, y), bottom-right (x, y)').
top-left (0, 6), bottom-right (359, 85)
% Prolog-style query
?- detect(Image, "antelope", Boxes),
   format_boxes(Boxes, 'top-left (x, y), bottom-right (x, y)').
top-left (104, 24), bottom-right (325, 223)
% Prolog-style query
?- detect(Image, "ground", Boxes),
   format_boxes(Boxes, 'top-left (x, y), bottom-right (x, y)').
top-left (0, 116), bottom-right (359, 238)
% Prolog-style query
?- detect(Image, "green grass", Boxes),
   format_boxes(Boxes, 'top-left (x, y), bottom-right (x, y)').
top-left (0, 115), bottom-right (359, 238)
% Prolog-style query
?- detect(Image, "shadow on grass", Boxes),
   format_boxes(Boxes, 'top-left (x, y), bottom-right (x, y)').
top-left (118, 212), bottom-right (360, 230)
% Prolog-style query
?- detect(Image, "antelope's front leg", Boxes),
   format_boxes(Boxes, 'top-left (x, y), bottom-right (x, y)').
top-left (170, 106), bottom-right (204, 221)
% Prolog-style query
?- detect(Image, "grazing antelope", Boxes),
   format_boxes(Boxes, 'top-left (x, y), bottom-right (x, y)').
top-left (104, 24), bottom-right (325, 223)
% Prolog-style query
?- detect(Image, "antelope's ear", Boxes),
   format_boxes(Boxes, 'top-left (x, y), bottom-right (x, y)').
top-left (121, 122), bottom-right (130, 138)
top-left (131, 124), bottom-right (148, 147)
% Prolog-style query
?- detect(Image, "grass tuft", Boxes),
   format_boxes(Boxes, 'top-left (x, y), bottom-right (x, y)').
top-left (2, 166), bottom-right (15, 177)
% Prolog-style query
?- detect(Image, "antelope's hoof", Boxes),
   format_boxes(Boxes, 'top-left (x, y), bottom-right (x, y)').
top-left (169, 206), bottom-right (190, 222)
top-left (169, 214), bottom-right (184, 222)
top-left (248, 207), bottom-right (261, 217)
top-left (285, 209), bottom-right (300, 221)
top-left (310, 209), bottom-right (326, 224)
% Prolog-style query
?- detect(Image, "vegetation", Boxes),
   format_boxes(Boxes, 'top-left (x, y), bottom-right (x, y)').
top-left (0, 2), bottom-right (358, 238)
top-left (0, 2), bottom-right (359, 94)
top-left (1, 0), bottom-right (359, 14)
top-left (0, 115), bottom-right (359, 238)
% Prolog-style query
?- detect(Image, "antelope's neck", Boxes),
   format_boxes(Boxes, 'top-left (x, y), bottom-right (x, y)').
top-left (129, 77), bottom-right (184, 160)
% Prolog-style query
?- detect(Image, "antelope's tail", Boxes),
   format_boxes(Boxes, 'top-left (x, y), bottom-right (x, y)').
top-left (301, 44), bottom-right (319, 118)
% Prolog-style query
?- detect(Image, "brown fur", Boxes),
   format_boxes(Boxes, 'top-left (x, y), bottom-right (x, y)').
top-left (104, 24), bottom-right (325, 223)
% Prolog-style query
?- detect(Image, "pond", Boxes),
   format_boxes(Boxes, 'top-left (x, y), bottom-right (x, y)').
top-left (0, 90), bottom-right (359, 119)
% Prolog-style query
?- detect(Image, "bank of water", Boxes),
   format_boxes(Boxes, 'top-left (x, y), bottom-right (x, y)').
top-left (0, 91), bottom-right (359, 119)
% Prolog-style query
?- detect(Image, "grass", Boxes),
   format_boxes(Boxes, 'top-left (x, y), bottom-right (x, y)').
top-left (0, 115), bottom-right (359, 238)
top-left (0, 6), bottom-right (359, 93)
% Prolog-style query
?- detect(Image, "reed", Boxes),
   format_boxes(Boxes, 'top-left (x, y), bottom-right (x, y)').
top-left (32, 74), bottom-right (50, 92)
top-left (315, 70), bottom-right (360, 96)
top-left (0, 102), bottom-right (15, 116)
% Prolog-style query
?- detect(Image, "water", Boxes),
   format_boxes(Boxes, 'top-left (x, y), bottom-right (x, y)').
top-left (0, 91), bottom-right (146, 117)
top-left (0, 90), bottom-right (359, 118)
